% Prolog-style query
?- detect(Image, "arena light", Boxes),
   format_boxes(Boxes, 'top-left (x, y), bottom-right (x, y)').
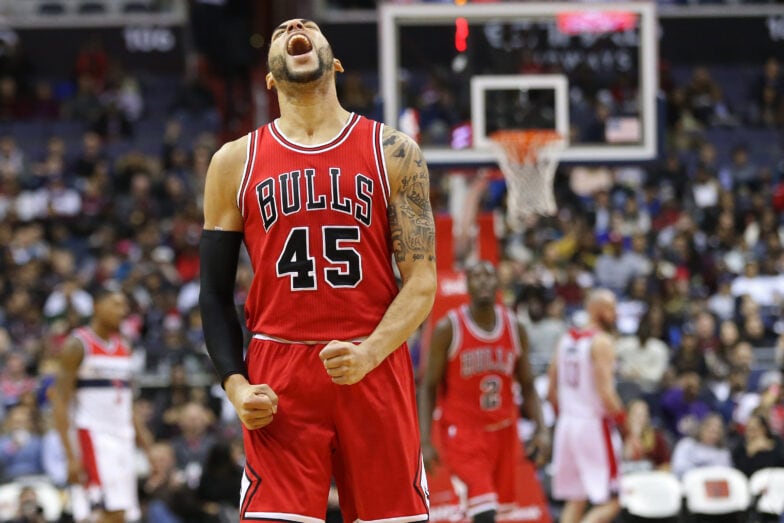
top-left (556, 11), bottom-right (638, 35)
top-left (454, 17), bottom-right (469, 52)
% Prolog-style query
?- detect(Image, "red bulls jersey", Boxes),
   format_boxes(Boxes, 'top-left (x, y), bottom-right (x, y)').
top-left (72, 327), bottom-right (134, 437)
top-left (238, 114), bottom-right (398, 341)
top-left (439, 305), bottom-right (521, 428)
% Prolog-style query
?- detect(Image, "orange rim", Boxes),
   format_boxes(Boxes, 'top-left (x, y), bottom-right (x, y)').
top-left (489, 129), bottom-right (562, 163)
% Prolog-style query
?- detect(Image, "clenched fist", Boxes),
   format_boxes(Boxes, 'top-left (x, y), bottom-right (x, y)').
top-left (319, 341), bottom-right (377, 385)
top-left (225, 375), bottom-right (279, 430)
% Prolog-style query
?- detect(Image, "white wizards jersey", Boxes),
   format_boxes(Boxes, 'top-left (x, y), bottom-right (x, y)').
top-left (555, 328), bottom-right (608, 419)
top-left (72, 327), bottom-right (135, 438)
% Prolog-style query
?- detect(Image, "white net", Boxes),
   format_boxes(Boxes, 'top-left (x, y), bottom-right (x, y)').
top-left (489, 130), bottom-right (566, 229)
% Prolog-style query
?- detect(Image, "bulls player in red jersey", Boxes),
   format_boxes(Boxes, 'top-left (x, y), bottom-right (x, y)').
top-left (419, 261), bottom-right (550, 523)
top-left (198, 18), bottom-right (436, 523)
top-left (547, 289), bottom-right (624, 523)
top-left (50, 288), bottom-right (152, 523)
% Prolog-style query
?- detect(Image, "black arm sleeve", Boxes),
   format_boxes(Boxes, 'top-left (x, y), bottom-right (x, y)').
top-left (198, 229), bottom-right (247, 387)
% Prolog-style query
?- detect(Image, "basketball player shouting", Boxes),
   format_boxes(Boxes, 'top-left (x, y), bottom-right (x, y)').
top-left (198, 18), bottom-right (436, 523)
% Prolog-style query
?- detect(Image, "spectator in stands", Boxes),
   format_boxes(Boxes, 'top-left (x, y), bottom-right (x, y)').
top-left (755, 84), bottom-right (784, 128)
top-left (115, 74), bottom-right (144, 122)
top-left (766, 381), bottom-right (784, 440)
top-left (708, 276), bottom-right (736, 322)
top-left (651, 151), bottom-right (689, 201)
top-left (684, 67), bottom-right (730, 127)
top-left (151, 363), bottom-right (193, 439)
top-left (139, 441), bottom-right (187, 523)
top-left (626, 233), bottom-right (654, 279)
top-left (719, 145), bottom-right (758, 189)
top-left (519, 292), bottom-right (567, 376)
top-left (731, 410), bottom-right (784, 477)
top-left (616, 308), bottom-right (670, 395)
top-left (113, 172), bottom-right (162, 232)
top-left (92, 97), bottom-right (134, 141)
top-left (718, 320), bottom-right (740, 360)
top-left (731, 260), bottom-right (778, 307)
top-left (742, 312), bottom-right (776, 346)
top-left (704, 320), bottom-right (736, 396)
top-left (750, 57), bottom-right (784, 128)
top-left (616, 276), bottom-right (650, 337)
top-left (694, 311), bottom-right (719, 354)
top-left (171, 401), bottom-right (217, 489)
top-left (74, 38), bottom-right (108, 92)
top-left (197, 441), bottom-right (242, 523)
top-left (660, 371), bottom-right (713, 438)
top-left (0, 76), bottom-right (30, 120)
top-left (554, 262), bottom-right (588, 310)
top-left (71, 131), bottom-right (105, 180)
top-left (671, 331), bottom-right (708, 378)
top-left (46, 174), bottom-right (82, 222)
top-left (0, 404), bottom-right (44, 481)
top-left (715, 367), bottom-right (757, 430)
top-left (0, 352), bottom-right (37, 410)
top-left (594, 233), bottom-right (644, 295)
top-left (29, 81), bottom-right (59, 121)
top-left (63, 75), bottom-right (102, 124)
top-left (0, 135), bottom-right (25, 182)
top-left (622, 399), bottom-right (671, 473)
top-left (689, 165), bottom-right (721, 224)
top-left (671, 413), bottom-right (732, 479)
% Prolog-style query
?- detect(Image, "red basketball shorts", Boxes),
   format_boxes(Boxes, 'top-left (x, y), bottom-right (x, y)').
top-left (441, 420), bottom-right (522, 517)
top-left (239, 338), bottom-right (429, 523)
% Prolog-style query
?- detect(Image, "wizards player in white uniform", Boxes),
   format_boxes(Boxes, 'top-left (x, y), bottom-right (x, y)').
top-left (51, 288), bottom-right (151, 523)
top-left (547, 289), bottom-right (625, 523)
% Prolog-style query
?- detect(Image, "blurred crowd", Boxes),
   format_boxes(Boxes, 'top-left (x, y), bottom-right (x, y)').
top-left (0, 11), bottom-right (783, 523)
top-left (333, 0), bottom-right (784, 7)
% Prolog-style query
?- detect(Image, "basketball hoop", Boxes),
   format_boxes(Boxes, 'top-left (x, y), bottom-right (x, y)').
top-left (488, 129), bottom-right (566, 228)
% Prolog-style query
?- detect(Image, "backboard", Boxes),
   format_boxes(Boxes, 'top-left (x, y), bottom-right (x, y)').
top-left (379, 2), bottom-right (658, 164)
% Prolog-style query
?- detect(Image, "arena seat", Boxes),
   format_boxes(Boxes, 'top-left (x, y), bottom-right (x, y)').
top-left (0, 477), bottom-right (63, 521)
top-left (38, 2), bottom-right (66, 15)
top-left (682, 466), bottom-right (750, 523)
top-left (619, 470), bottom-right (682, 522)
top-left (749, 468), bottom-right (784, 521)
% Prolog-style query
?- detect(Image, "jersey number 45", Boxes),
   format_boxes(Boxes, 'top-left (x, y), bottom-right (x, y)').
top-left (277, 226), bottom-right (362, 291)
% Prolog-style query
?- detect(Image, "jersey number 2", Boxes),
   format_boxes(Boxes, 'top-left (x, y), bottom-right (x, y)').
top-left (480, 375), bottom-right (502, 411)
top-left (277, 226), bottom-right (362, 290)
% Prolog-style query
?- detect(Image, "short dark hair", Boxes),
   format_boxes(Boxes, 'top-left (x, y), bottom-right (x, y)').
top-left (91, 281), bottom-right (122, 304)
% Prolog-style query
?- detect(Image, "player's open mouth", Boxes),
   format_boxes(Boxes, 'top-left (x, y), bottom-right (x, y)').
top-left (287, 34), bottom-right (313, 56)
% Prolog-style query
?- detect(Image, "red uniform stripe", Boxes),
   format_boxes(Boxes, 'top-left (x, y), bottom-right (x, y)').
top-left (77, 428), bottom-right (102, 486)
top-left (74, 328), bottom-right (128, 356)
top-left (269, 113), bottom-right (359, 153)
top-left (601, 418), bottom-right (619, 482)
top-left (238, 130), bottom-right (258, 217)
top-left (373, 122), bottom-right (391, 204)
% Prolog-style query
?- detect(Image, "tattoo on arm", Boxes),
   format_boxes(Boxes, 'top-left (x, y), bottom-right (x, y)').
top-left (384, 128), bottom-right (436, 263)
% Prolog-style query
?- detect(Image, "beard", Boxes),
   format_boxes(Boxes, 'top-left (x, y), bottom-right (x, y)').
top-left (597, 314), bottom-right (616, 333)
top-left (268, 45), bottom-right (334, 85)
